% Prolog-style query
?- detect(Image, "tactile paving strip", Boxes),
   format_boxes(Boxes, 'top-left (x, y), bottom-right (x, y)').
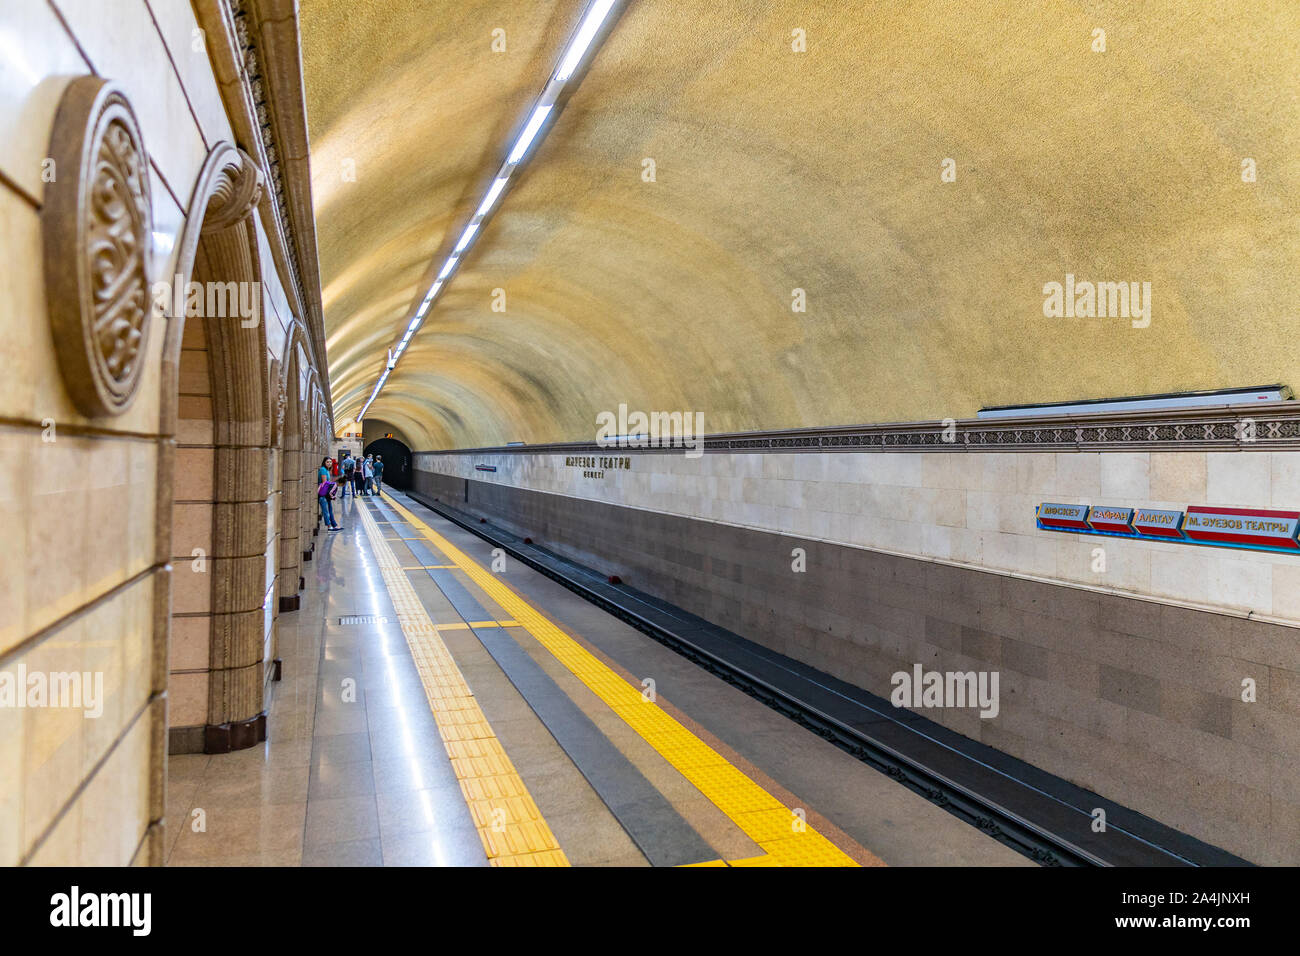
top-left (357, 502), bottom-right (568, 867)
top-left (383, 495), bottom-right (859, 867)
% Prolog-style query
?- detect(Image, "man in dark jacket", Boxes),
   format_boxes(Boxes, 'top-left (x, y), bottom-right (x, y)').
top-left (340, 454), bottom-right (356, 496)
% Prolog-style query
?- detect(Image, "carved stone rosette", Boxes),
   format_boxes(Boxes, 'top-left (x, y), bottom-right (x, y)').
top-left (42, 77), bottom-right (154, 418)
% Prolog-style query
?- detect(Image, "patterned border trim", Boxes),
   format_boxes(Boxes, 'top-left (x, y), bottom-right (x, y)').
top-left (414, 403), bottom-right (1300, 457)
top-left (230, 2), bottom-right (301, 313)
top-left (202, 0), bottom-right (332, 421)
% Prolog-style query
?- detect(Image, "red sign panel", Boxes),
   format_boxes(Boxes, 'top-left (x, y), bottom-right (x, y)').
top-left (1038, 503), bottom-right (1090, 530)
top-left (1132, 508), bottom-right (1185, 538)
top-left (1087, 506), bottom-right (1135, 535)
top-left (1181, 507), bottom-right (1300, 550)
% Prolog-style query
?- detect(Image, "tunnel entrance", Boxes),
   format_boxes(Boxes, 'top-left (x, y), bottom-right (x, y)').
top-left (365, 437), bottom-right (413, 490)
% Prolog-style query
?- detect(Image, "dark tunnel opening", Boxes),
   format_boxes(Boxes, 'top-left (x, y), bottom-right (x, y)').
top-left (364, 437), bottom-right (413, 490)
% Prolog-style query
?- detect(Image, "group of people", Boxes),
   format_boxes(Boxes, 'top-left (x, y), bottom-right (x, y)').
top-left (316, 452), bottom-right (385, 531)
top-left (335, 452), bottom-right (383, 497)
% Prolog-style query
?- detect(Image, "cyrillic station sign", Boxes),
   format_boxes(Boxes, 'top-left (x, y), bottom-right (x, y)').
top-left (1086, 506), bottom-right (1134, 535)
top-left (1132, 508), bottom-right (1183, 539)
top-left (1036, 503), bottom-right (1300, 553)
top-left (1181, 507), bottom-right (1300, 551)
top-left (1037, 503), bottom-right (1090, 531)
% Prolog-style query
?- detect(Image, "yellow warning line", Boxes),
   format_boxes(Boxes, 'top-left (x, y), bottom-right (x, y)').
top-left (437, 621), bottom-right (521, 631)
top-left (402, 565), bottom-right (457, 570)
top-left (382, 495), bottom-right (859, 867)
top-left (356, 503), bottom-right (568, 867)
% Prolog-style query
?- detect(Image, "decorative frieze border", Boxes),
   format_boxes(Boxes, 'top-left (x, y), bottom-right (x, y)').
top-left (416, 402), bottom-right (1300, 457)
top-left (196, 0), bottom-right (333, 422)
top-left (229, 1), bottom-right (301, 307)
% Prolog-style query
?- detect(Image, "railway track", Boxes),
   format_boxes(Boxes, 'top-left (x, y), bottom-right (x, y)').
top-left (399, 489), bottom-right (1248, 868)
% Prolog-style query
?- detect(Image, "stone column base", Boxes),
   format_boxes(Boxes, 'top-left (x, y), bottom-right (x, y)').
top-left (202, 712), bottom-right (267, 754)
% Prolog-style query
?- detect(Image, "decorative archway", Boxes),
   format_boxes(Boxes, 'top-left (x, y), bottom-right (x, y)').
top-left (162, 142), bottom-right (275, 754)
top-left (275, 324), bottom-right (314, 613)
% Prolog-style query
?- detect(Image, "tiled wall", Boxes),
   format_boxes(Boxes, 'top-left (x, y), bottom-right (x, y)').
top-left (413, 467), bottom-right (1300, 864)
top-left (0, 1), bottom-right (311, 864)
top-left (418, 448), bottom-right (1300, 623)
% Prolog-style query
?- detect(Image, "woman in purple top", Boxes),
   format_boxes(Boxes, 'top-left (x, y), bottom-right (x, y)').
top-left (318, 458), bottom-right (341, 531)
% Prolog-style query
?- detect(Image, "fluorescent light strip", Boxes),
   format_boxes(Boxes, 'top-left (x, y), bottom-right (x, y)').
top-left (555, 0), bottom-right (616, 81)
top-left (358, 0), bottom-right (619, 423)
top-left (507, 104), bottom-right (552, 164)
top-left (477, 177), bottom-right (509, 216)
top-left (454, 222), bottom-right (480, 253)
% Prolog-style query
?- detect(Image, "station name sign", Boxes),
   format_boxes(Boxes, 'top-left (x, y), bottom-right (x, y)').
top-left (1037, 502), bottom-right (1300, 553)
top-left (563, 455), bottom-right (630, 480)
top-left (565, 456), bottom-right (631, 470)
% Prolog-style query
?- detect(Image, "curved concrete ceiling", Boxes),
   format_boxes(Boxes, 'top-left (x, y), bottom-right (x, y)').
top-left (302, 1), bottom-right (1300, 450)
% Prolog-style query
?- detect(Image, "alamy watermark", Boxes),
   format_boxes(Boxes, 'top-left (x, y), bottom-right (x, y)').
top-left (151, 275), bottom-right (260, 328)
top-left (1042, 273), bottom-right (1150, 328)
top-left (50, 886), bottom-right (150, 936)
top-left (596, 403), bottom-right (704, 458)
top-left (891, 664), bottom-right (999, 718)
top-left (0, 665), bottom-right (104, 718)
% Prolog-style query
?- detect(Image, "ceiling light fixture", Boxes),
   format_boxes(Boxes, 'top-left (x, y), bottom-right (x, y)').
top-left (507, 104), bottom-right (553, 165)
top-left (454, 222), bottom-right (480, 253)
top-left (477, 177), bottom-right (509, 217)
top-left (356, 0), bottom-right (623, 422)
top-left (555, 0), bottom-right (616, 82)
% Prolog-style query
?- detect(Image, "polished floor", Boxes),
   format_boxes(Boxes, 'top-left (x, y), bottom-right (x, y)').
top-left (164, 489), bottom-right (1029, 866)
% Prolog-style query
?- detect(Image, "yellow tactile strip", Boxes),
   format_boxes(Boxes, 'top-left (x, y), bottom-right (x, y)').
top-left (382, 496), bottom-right (859, 867)
top-left (437, 620), bottom-right (520, 631)
top-left (356, 503), bottom-right (569, 867)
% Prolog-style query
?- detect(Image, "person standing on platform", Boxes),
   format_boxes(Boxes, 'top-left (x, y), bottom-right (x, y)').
top-left (363, 454), bottom-right (376, 495)
top-left (318, 457), bottom-right (334, 527)
top-left (355, 455), bottom-right (368, 497)
top-left (340, 453), bottom-right (355, 497)
top-left (372, 455), bottom-right (384, 495)
top-left (317, 458), bottom-right (341, 531)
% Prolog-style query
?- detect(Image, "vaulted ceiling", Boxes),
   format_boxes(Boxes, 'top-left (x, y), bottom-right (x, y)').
top-left (301, 0), bottom-right (1300, 450)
